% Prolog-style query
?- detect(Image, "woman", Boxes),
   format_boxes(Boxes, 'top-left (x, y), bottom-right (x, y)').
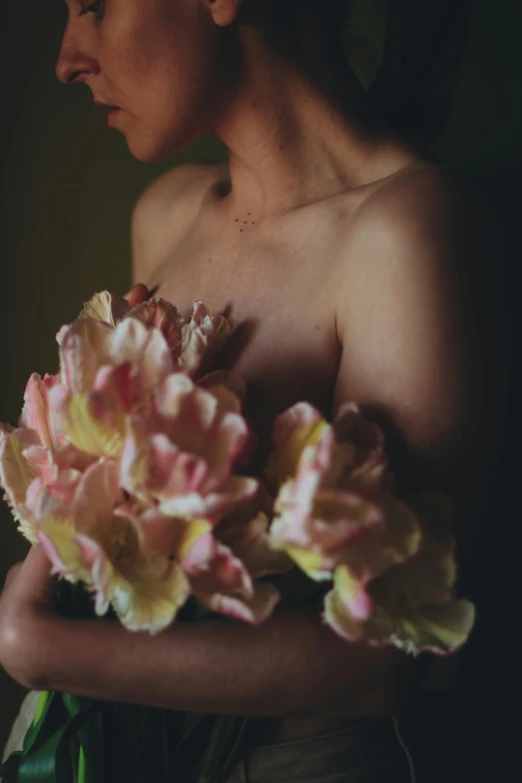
top-left (0, 1), bottom-right (495, 780)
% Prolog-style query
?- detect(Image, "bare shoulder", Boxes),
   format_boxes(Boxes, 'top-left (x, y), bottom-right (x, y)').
top-left (334, 162), bottom-right (485, 489)
top-left (336, 161), bottom-right (478, 339)
top-left (350, 161), bottom-right (475, 254)
top-left (131, 161), bottom-right (227, 285)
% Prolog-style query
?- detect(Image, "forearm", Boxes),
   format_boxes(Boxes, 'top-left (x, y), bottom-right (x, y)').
top-left (30, 603), bottom-right (403, 719)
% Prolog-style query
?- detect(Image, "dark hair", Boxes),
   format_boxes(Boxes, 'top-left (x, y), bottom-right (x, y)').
top-left (241, 1), bottom-right (475, 148)
top-left (264, 0), bottom-right (351, 39)
top-left (239, 1), bottom-right (352, 62)
top-left (238, 1), bottom-right (364, 115)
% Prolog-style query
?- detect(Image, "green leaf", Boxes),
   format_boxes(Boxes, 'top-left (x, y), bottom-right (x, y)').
top-left (197, 717), bottom-right (249, 783)
top-left (67, 735), bottom-right (80, 783)
top-left (61, 695), bottom-right (93, 720)
top-left (22, 692), bottom-right (66, 757)
top-left (13, 701), bottom-right (99, 783)
top-left (77, 748), bottom-right (86, 783)
top-left (59, 695), bottom-right (104, 783)
top-left (33, 693), bottom-right (50, 726)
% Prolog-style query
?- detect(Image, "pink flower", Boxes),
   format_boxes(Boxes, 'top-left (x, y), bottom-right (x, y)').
top-left (19, 374), bottom-right (64, 452)
top-left (51, 313), bottom-right (173, 459)
top-left (127, 298), bottom-right (184, 362)
top-left (268, 402), bottom-right (421, 625)
top-left (216, 508), bottom-right (294, 580)
top-left (182, 532), bottom-right (280, 624)
top-left (177, 302), bottom-right (230, 376)
top-left (268, 403), bottom-right (412, 582)
top-left (35, 459), bottom-right (278, 631)
top-left (36, 460), bottom-right (192, 633)
top-left (1, 291), bottom-right (284, 634)
top-left (77, 291), bottom-right (230, 377)
top-left (0, 399), bottom-right (94, 543)
top-left (323, 494), bottom-right (475, 656)
top-left (121, 374), bottom-right (258, 520)
top-left (0, 427), bottom-right (43, 543)
top-left (78, 290), bottom-right (131, 326)
top-left (49, 294), bottom-right (234, 463)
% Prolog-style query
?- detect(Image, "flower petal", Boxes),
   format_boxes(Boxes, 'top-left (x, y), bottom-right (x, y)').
top-left (59, 319), bottom-right (113, 394)
top-left (340, 495), bottom-right (422, 585)
top-left (0, 428), bottom-right (41, 542)
top-left (79, 291), bottom-right (130, 326)
top-left (187, 539), bottom-right (253, 597)
top-left (331, 564), bottom-right (374, 621)
top-left (106, 317), bottom-right (150, 366)
top-left (26, 469), bottom-right (82, 523)
top-left (109, 560), bottom-right (190, 634)
top-left (20, 374), bottom-right (61, 451)
top-left (128, 298), bottom-right (184, 362)
top-left (159, 475), bottom-right (258, 520)
top-left (324, 518), bottom-right (475, 656)
top-left (323, 581), bottom-right (367, 644)
top-left (267, 403), bottom-right (331, 486)
top-left (200, 581), bottom-right (281, 625)
top-left (73, 459), bottom-right (122, 534)
top-left (325, 591), bottom-right (476, 656)
top-left (61, 393), bottom-right (126, 458)
top-left (180, 302), bottom-right (230, 375)
top-left (368, 599), bottom-right (476, 656)
top-left (217, 511), bottom-right (293, 579)
top-left (0, 428), bottom-right (40, 506)
top-left (37, 522), bottom-right (93, 585)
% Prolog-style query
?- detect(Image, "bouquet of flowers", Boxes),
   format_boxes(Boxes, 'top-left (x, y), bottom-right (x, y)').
top-left (0, 291), bottom-right (475, 783)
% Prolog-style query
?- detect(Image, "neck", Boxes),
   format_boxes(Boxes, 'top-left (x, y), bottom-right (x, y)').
top-left (209, 28), bottom-right (386, 223)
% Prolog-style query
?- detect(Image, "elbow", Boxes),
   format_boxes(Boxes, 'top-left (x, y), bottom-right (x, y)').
top-left (0, 619), bottom-right (54, 692)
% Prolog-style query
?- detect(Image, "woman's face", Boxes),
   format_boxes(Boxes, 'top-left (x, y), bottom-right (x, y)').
top-left (56, 1), bottom-right (239, 162)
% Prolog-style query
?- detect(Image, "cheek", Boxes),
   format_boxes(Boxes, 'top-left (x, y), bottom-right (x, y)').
top-left (119, 74), bottom-right (201, 163)
top-left (107, 12), bottom-right (231, 160)
top-left (132, 49), bottom-right (219, 134)
top-left (117, 33), bottom-right (199, 113)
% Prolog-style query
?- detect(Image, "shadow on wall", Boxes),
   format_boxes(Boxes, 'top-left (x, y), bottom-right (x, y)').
top-left (1, 0), bottom-right (521, 761)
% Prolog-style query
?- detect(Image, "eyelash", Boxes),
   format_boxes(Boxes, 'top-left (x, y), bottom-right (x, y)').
top-left (78, 1), bottom-right (105, 21)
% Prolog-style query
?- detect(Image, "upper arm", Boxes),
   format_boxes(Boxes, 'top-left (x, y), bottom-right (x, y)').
top-left (334, 168), bottom-right (487, 492)
top-left (131, 162), bottom-right (219, 287)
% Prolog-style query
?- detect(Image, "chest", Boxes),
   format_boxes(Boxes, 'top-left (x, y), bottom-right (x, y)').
top-left (149, 211), bottom-right (350, 418)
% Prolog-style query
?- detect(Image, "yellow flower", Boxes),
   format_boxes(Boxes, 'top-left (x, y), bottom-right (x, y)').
top-left (36, 460), bottom-right (197, 634)
top-left (323, 494), bottom-right (474, 655)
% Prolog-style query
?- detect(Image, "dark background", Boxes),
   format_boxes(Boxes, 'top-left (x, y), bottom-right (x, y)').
top-left (1, 1), bottom-right (521, 778)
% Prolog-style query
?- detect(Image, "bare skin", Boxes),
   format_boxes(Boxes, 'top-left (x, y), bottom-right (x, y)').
top-left (133, 154), bottom-right (487, 493)
top-left (127, 155), bottom-right (488, 742)
top-left (0, 0), bottom-right (493, 753)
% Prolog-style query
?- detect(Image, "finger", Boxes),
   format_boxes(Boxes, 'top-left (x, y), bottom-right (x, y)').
top-left (124, 283), bottom-right (149, 307)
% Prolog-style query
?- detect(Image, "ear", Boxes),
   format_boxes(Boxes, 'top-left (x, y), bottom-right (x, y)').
top-left (204, 0), bottom-right (245, 28)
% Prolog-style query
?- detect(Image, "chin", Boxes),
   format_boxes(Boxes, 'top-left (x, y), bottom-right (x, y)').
top-left (126, 140), bottom-right (166, 164)
top-left (125, 118), bottom-right (204, 163)
top-left (125, 128), bottom-right (194, 164)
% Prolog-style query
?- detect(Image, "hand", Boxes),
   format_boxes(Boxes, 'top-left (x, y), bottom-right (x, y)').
top-left (0, 546), bottom-right (57, 688)
top-left (124, 283), bottom-right (155, 307)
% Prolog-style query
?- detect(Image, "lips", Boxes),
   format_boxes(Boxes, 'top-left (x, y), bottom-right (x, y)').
top-left (94, 100), bottom-right (120, 110)
top-left (93, 101), bottom-right (122, 129)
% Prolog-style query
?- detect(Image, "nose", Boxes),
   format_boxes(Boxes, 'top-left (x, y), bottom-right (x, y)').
top-left (55, 39), bottom-right (100, 85)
